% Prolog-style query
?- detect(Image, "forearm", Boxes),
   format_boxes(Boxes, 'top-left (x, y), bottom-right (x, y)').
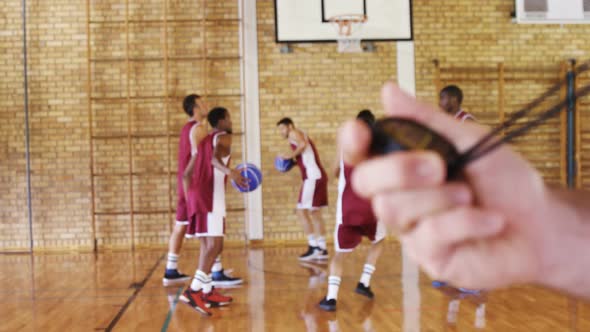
top-left (212, 157), bottom-right (232, 175)
top-left (539, 188), bottom-right (590, 299)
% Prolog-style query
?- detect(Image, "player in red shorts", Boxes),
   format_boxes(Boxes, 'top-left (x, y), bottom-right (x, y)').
top-left (318, 110), bottom-right (386, 312)
top-left (162, 94), bottom-right (209, 287)
top-left (179, 107), bottom-right (247, 315)
top-left (277, 118), bottom-right (329, 261)
top-left (435, 85), bottom-right (480, 293)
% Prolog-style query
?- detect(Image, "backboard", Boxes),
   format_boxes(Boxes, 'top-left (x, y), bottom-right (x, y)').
top-left (274, 0), bottom-right (413, 43)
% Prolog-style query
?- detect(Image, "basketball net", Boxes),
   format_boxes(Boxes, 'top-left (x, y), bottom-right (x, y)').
top-left (328, 14), bottom-right (367, 53)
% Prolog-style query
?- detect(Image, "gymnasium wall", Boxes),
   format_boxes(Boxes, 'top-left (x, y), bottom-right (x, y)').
top-left (0, 1), bottom-right (28, 250)
top-left (4, 0), bottom-right (590, 251)
top-left (0, 0), bottom-right (245, 251)
top-left (413, 0), bottom-right (590, 186)
top-left (256, 0), bottom-right (397, 242)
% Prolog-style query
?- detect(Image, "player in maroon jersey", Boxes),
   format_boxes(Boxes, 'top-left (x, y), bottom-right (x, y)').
top-left (318, 110), bottom-right (386, 312)
top-left (276, 118), bottom-right (329, 261)
top-left (162, 94), bottom-right (208, 287)
top-left (179, 107), bottom-right (247, 315)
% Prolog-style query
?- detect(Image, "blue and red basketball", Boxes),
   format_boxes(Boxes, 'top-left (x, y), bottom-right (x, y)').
top-left (274, 157), bottom-right (295, 173)
top-left (231, 163), bottom-right (262, 193)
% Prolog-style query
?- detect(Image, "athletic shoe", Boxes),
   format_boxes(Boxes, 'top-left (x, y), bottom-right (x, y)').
top-left (314, 248), bottom-right (329, 260)
top-left (203, 287), bottom-right (233, 307)
top-left (299, 245), bottom-right (319, 261)
top-left (162, 269), bottom-right (191, 287)
top-left (318, 297), bottom-right (337, 311)
top-left (355, 282), bottom-right (374, 299)
top-left (179, 288), bottom-right (212, 316)
top-left (212, 269), bottom-right (243, 287)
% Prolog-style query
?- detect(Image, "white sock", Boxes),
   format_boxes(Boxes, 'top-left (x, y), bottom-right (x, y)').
top-left (328, 320), bottom-right (339, 332)
top-left (317, 236), bottom-right (327, 250)
top-left (212, 256), bottom-right (223, 273)
top-left (360, 264), bottom-right (376, 287)
top-left (308, 234), bottom-right (317, 247)
top-left (166, 253), bottom-right (179, 270)
top-left (190, 270), bottom-right (208, 291)
top-left (447, 299), bottom-right (460, 323)
top-left (202, 275), bottom-right (213, 293)
top-left (327, 276), bottom-right (341, 300)
top-left (475, 303), bottom-right (486, 328)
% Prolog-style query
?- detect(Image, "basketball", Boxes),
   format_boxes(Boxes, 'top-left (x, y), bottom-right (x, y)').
top-left (274, 157), bottom-right (295, 172)
top-left (231, 163), bottom-right (263, 193)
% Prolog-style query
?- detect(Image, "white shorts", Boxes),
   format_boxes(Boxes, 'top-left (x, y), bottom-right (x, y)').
top-left (185, 213), bottom-right (225, 238)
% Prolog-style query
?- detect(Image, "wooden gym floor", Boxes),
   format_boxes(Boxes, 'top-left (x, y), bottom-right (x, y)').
top-left (1, 242), bottom-right (588, 332)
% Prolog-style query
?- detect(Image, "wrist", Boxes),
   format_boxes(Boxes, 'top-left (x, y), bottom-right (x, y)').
top-left (537, 189), bottom-right (590, 292)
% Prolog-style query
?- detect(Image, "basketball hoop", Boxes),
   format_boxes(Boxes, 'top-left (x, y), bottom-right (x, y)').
top-left (328, 14), bottom-right (367, 53)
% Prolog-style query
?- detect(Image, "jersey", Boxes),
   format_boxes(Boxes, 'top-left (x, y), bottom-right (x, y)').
top-left (176, 120), bottom-right (198, 197)
top-left (455, 110), bottom-right (475, 122)
top-left (186, 130), bottom-right (231, 220)
top-left (289, 131), bottom-right (327, 181)
top-left (336, 158), bottom-right (377, 227)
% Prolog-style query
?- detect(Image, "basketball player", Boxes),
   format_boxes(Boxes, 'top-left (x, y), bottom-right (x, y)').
top-left (180, 107), bottom-right (247, 315)
top-left (276, 118), bottom-right (329, 261)
top-left (162, 94), bottom-right (208, 287)
top-left (163, 95), bottom-right (238, 288)
top-left (434, 85), bottom-right (478, 291)
top-left (439, 85), bottom-right (475, 121)
top-left (318, 110), bottom-right (386, 312)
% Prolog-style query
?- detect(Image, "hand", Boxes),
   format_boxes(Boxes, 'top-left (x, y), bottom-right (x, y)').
top-left (339, 82), bottom-right (571, 290)
top-left (230, 169), bottom-right (249, 188)
top-left (279, 153), bottom-right (293, 160)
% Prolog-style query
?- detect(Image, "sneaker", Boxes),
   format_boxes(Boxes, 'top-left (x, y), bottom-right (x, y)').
top-left (162, 269), bottom-right (191, 287)
top-left (315, 248), bottom-right (329, 260)
top-left (355, 282), bottom-right (374, 299)
top-left (318, 297), bottom-right (337, 311)
top-left (457, 287), bottom-right (481, 294)
top-left (179, 288), bottom-right (212, 316)
top-left (203, 287), bottom-right (233, 307)
top-left (212, 269), bottom-right (243, 287)
top-left (299, 246), bottom-right (319, 261)
top-left (432, 280), bottom-right (447, 288)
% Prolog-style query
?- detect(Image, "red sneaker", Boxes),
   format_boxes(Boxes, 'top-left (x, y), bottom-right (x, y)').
top-left (179, 288), bottom-right (212, 316)
top-left (203, 287), bottom-right (233, 307)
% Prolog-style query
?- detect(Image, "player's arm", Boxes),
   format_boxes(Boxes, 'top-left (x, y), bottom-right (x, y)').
top-left (282, 130), bottom-right (307, 160)
top-left (332, 150), bottom-right (341, 178)
top-left (182, 124), bottom-right (209, 197)
top-left (212, 134), bottom-right (247, 187)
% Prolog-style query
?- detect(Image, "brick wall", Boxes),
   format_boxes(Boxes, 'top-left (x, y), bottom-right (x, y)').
top-left (4, 0), bottom-right (590, 250)
top-left (256, 0), bottom-right (397, 242)
top-left (0, 0), bottom-right (29, 251)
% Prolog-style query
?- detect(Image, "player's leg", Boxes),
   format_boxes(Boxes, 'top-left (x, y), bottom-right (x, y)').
top-left (297, 208), bottom-right (319, 261)
top-left (319, 224), bottom-right (359, 311)
top-left (310, 178), bottom-right (329, 259)
top-left (179, 214), bottom-right (212, 316)
top-left (211, 241), bottom-right (243, 287)
top-left (163, 198), bottom-right (191, 286)
top-left (355, 222), bottom-right (386, 299)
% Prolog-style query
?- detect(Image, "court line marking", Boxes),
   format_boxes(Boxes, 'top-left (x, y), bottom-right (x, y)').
top-left (104, 254), bottom-right (164, 332)
top-left (160, 287), bottom-right (183, 332)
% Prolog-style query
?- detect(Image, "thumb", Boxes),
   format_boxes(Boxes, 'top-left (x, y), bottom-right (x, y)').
top-left (338, 120), bottom-right (371, 166)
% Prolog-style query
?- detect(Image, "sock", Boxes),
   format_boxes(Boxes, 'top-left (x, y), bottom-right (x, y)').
top-left (327, 276), bottom-right (341, 300)
top-left (447, 299), bottom-right (460, 323)
top-left (328, 320), bottom-right (339, 332)
top-left (317, 236), bottom-right (327, 250)
top-left (166, 253), bottom-right (179, 270)
top-left (212, 256), bottom-right (223, 273)
top-left (202, 274), bottom-right (213, 293)
top-left (190, 270), bottom-right (208, 291)
top-left (360, 264), bottom-right (376, 287)
top-left (308, 234), bottom-right (317, 247)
